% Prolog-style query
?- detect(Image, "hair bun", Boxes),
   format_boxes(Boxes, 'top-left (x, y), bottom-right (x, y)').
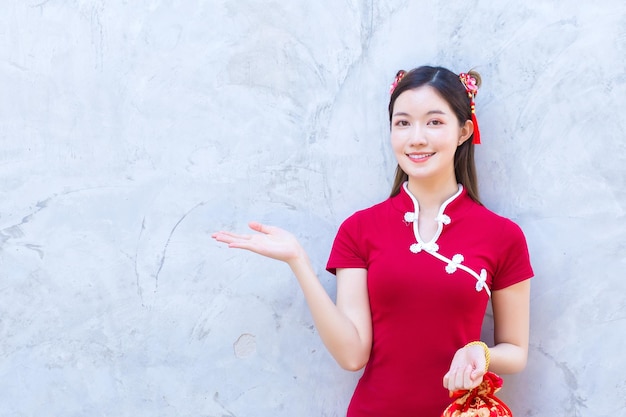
top-left (467, 70), bottom-right (482, 89)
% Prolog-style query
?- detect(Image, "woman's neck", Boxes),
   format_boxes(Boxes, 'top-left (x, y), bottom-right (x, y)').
top-left (406, 177), bottom-right (459, 213)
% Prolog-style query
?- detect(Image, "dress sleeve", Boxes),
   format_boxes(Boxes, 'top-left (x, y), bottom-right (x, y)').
top-left (491, 219), bottom-right (534, 291)
top-left (325, 212), bottom-right (367, 275)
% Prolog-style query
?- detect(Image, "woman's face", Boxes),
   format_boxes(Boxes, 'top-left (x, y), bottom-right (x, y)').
top-left (390, 86), bottom-right (472, 186)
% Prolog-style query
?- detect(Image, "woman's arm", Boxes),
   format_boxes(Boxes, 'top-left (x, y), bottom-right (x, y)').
top-left (443, 279), bottom-right (531, 391)
top-left (488, 278), bottom-right (531, 373)
top-left (291, 260), bottom-right (372, 371)
top-left (212, 222), bottom-right (372, 371)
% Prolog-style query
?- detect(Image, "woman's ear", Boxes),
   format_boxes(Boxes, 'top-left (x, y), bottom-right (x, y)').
top-left (458, 119), bottom-right (474, 146)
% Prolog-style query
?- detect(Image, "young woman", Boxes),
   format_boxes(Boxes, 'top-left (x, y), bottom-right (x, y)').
top-left (212, 66), bottom-right (533, 417)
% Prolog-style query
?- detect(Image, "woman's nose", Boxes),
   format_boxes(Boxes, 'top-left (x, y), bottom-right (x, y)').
top-left (408, 125), bottom-right (427, 145)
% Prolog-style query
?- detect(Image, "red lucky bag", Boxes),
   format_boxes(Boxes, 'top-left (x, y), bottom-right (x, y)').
top-left (441, 372), bottom-right (513, 417)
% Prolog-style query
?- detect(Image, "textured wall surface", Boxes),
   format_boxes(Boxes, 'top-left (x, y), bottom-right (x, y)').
top-left (1, 1), bottom-right (625, 416)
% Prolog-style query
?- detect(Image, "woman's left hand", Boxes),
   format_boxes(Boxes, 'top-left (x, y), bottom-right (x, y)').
top-left (442, 344), bottom-right (487, 392)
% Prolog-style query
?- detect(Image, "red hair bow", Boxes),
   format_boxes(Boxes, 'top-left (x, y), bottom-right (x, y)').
top-left (389, 70), bottom-right (407, 94)
top-left (459, 72), bottom-right (481, 145)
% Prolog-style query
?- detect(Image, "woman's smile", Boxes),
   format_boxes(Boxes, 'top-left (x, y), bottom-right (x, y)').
top-left (407, 152), bottom-right (435, 163)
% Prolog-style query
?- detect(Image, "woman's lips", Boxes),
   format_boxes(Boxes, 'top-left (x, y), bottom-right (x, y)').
top-left (407, 152), bottom-right (434, 162)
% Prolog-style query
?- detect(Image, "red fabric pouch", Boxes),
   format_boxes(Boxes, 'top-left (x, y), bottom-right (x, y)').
top-left (441, 372), bottom-right (513, 417)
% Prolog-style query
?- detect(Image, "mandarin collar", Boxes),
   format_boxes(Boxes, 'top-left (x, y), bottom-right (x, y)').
top-left (391, 182), bottom-right (467, 216)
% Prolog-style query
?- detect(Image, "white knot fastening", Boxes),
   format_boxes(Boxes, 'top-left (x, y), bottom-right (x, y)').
top-left (409, 241), bottom-right (439, 253)
top-left (436, 214), bottom-right (451, 225)
top-left (475, 269), bottom-right (487, 292)
top-left (400, 182), bottom-right (489, 297)
top-left (445, 254), bottom-right (464, 274)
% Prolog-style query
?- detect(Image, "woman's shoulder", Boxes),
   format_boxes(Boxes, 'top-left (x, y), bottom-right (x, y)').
top-left (342, 195), bottom-right (396, 221)
top-left (334, 196), bottom-right (397, 234)
top-left (469, 201), bottom-right (528, 238)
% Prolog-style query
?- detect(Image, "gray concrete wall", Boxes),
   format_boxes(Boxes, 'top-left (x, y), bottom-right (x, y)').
top-left (1, 1), bottom-right (624, 416)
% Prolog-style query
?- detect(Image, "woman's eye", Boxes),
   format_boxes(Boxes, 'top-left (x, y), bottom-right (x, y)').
top-left (428, 120), bottom-right (442, 126)
top-left (395, 120), bottom-right (409, 127)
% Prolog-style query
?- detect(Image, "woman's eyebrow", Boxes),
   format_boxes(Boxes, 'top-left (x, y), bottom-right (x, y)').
top-left (392, 109), bottom-right (448, 117)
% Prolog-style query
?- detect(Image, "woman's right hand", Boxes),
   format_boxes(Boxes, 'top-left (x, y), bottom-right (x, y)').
top-left (212, 221), bottom-right (305, 264)
top-left (214, 222), bottom-right (373, 370)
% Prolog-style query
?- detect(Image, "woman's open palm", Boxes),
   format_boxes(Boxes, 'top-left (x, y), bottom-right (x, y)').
top-left (212, 221), bottom-right (304, 263)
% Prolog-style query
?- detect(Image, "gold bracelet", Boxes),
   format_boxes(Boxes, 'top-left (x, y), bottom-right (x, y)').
top-left (465, 341), bottom-right (490, 372)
